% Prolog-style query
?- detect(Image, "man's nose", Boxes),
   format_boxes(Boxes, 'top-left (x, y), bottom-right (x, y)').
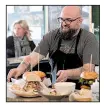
top-left (61, 20), bottom-right (67, 26)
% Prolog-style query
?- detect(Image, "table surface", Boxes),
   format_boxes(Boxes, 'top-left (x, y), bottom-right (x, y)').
top-left (7, 96), bottom-right (69, 102)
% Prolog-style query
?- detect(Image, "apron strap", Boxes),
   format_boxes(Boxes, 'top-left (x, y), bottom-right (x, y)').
top-left (57, 37), bottom-right (62, 49)
top-left (75, 29), bottom-right (82, 53)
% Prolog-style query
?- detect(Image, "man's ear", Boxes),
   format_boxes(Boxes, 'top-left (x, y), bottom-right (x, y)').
top-left (79, 17), bottom-right (83, 24)
top-left (77, 18), bottom-right (83, 26)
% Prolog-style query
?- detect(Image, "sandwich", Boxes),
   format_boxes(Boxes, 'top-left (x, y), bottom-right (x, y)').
top-left (22, 71), bottom-right (46, 92)
top-left (79, 71), bottom-right (98, 89)
top-left (10, 71), bottom-right (46, 97)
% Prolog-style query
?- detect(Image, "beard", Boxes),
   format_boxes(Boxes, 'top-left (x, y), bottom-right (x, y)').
top-left (60, 27), bottom-right (78, 40)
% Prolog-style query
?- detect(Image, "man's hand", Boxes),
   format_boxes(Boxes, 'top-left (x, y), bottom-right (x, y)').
top-left (56, 70), bottom-right (69, 82)
top-left (7, 68), bottom-right (23, 82)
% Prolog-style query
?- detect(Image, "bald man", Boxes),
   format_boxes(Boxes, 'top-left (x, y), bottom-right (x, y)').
top-left (7, 6), bottom-right (99, 89)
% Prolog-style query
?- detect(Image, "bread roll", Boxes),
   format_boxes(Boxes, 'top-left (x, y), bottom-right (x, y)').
top-left (23, 72), bottom-right (41, 82)
top-left (33, 71), bottom-right (46, 78)
top-left (80, 71), bottom-right (98, 80)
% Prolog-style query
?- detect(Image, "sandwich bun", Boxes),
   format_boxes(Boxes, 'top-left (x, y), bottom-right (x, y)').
top-left (80, 71), bottom-right (98, 80)
top-left (33, 71), bottom-right (46, 78)
top-left (80, 85), bottom-right (91, 89)
top-left (23, 71), bottom-right (41, 82)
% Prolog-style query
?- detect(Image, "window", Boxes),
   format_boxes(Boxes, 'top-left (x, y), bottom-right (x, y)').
top-left (48, 6), bottom-right (92, 32)
top-left (92, 5), bottom-right (100, 42)
top-left (7, 6), bottom-right (45, 45)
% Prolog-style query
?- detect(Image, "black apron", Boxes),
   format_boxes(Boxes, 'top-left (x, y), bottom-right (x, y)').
top-left (50, 29), bottom-right (83, 89)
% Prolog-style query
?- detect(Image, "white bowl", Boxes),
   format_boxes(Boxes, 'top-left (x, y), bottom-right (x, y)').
top-left (54, 82), bottom-right (76, 95)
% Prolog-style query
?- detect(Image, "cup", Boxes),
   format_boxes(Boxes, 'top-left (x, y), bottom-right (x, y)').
top-left (54, 82), bottom-right (76, 95)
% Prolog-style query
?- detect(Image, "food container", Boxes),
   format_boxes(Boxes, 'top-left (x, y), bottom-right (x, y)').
top-left (54, 82), bottom-right (76, 95)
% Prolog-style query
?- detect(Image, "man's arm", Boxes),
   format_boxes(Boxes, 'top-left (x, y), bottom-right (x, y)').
top-left (18, 51), bottom-right (45, 72)
top-left (56, 63), bottom-right (95, 82)
top-left (7, 51), bottom-right (45, 81)
top-left (67, 63), bottom-right (95, 79)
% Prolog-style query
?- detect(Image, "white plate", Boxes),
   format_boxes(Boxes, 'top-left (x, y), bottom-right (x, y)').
top-left (9, 84), bottom-right (40, 97)
top-left (43, 94), bottom-right (67, 101)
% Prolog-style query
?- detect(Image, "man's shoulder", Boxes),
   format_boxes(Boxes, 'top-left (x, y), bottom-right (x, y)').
top-left (81, 28), bottom-right (95, 39)
top-left (81, 28), bottom-right (95, 36)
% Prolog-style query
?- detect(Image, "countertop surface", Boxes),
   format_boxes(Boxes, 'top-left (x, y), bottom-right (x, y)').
top-left (7, 96), bottom-right (68, 102)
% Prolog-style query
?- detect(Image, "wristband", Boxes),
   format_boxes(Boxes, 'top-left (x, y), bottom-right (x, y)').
top-left (21, 61), bottom-right (31, 71)
top-left (21, 61), bottom-right (29, 67)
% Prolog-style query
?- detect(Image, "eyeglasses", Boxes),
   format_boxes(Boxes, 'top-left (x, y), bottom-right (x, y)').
top-left (57, 17), bottom-right (80, 24)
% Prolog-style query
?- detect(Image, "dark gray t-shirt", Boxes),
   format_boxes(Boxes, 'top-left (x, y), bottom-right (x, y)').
top-left (34, 28), bottom-right (99, 65)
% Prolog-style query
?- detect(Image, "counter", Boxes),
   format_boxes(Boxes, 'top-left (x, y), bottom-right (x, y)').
top-left (7, 96), bottom-right (68, 102)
